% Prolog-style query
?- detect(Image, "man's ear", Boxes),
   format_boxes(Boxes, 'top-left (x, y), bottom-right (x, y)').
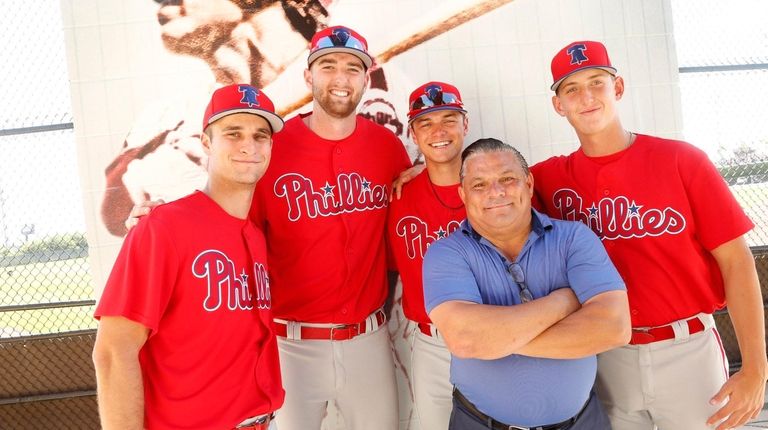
top-left (552, 95), bottom-right (566, 117)
top-left (458, 184), bottom-right (466, 204)
top-left (200, 130), bottom-right (212, 155)
top-left (304, 68), bottom-right (313, 90)
top-left (614, 75), bottom-right (625, 101)
top-left (525, 172), bottom-right (534, 194)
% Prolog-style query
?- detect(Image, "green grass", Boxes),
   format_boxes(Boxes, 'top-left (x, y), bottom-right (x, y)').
top-left (0, 257), bottom-right (96, 337)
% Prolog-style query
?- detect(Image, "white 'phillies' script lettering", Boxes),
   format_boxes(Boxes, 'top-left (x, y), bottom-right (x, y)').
top-left (551, 189), bottom-right (686, 240)
top-left (395, 216), bottom-right (461, 259)
top-left (192, 250), bottom-right (271, 311)
top-left (274, 172), bottom-right (388, 221)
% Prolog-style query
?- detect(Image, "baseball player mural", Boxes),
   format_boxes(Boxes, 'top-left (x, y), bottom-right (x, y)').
top-left (532, 41), bottom-right (766, 430)
top-left (101, 0), bottom-right (418, 237)
top-left (92, 84), bottom-right (285, 430)
top-left (387, 81), bottom-right (469, 430)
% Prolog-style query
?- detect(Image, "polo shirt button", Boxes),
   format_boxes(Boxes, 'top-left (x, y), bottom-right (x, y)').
top-left (341, 308), bottom-right (348, 315)
top-left (631, 309), bottom-right (638, 315)
top-left (603, 189), bottom-right (610, 196)
top-left (335, 148), bottom-right (342, 154)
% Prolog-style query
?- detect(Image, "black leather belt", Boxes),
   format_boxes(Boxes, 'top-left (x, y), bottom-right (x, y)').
top-left (453, 388), bottom-right (587, 430)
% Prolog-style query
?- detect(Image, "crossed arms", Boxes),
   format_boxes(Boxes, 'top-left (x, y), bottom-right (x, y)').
top-left (429, 289), bottom-right (630, 360)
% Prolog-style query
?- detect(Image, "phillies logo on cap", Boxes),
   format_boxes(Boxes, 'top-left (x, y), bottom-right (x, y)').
top-left (238, 85), bottom-right (261, 108)
top-left (203, 84), bottom-right (284, 133)
top-left (407, 81), bottom-right (466, 122)
top-left (329, 27), bottom-right (351, 47)
top-left (308, 25), bottom-right (374, 69)
top-left (550, 40), bottom-right (617, 91)
top-left (567, 43), bottom-right (589, 65)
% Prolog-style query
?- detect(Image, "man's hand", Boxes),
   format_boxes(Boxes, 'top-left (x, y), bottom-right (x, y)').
top-left (124, 200), bottom-right (165, 231)
top-left (391, 164), bottom-right (426, 201)
top-left (707, 365), bottom-right (767, 430)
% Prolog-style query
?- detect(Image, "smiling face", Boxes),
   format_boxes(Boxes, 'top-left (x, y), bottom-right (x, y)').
top-left (552, 69), bottom-right (624, 138)
top-left (459, 150), bottom-right (533, 238)
top-left (203, 112), bottom-right (273, 188)
top-left (305, 52), bottom-right (368, 119)
top-left (409, 110), bottom-right (467, 166)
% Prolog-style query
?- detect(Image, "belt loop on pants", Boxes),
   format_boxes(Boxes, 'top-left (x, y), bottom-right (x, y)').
top-left (273, 308), bottom-right (387, 341)
top-left (630, 313), bottom-right (712, 345)
top-left (417, 322), bottom-right (441, 338)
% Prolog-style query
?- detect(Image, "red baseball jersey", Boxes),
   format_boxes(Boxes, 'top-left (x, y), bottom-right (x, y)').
top-left (251, 114), bottom-right (411, 323)
top-left (387, 170), bottom-right (465, 324)
top-left (531, 134), bottom-right (754, 327)
top-left (96, 191), bottom-right (284, 430)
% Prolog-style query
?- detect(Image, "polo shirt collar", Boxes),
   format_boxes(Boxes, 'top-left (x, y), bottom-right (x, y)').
top-left (461, 209), bottom-right (554, 248)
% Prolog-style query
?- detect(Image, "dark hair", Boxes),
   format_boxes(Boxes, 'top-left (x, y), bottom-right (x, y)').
top-left (460, 138), bottom-right (530, 180)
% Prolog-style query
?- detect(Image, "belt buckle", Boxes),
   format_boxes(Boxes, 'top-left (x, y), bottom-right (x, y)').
top-left (631, 327), bottom-right (654, 344)
top-left (330, 322), bottom-right (360, 340)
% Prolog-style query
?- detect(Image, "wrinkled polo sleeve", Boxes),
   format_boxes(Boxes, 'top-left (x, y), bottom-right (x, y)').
top-left (564, 222), bottom-right (626, 304)
top-left (422, 237), bottom-right (483, 314)
top-left (676, 143), bottom-right (754, 251)
top-left (94, 216), bottom-right (180, 336)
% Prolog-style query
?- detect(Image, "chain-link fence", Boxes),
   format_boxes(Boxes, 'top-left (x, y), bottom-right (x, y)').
top-left (0, 1), bottom-right (97, 427)
top-left (672, 0), bottom-right (768, 247)
top-left (0, 130), bottom-right (94, 339)
top-left (0, 0), bottom-right (94, 339)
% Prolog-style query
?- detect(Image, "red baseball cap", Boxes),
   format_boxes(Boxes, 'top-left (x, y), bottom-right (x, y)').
top-left (202, 84), bottom-right (284, 133)
top-left (307, 25), bottom-right (374, 69)
top-left (407, 81), bottom-right (466, 123)
top-left (550, 41), bottom-right (617, 91)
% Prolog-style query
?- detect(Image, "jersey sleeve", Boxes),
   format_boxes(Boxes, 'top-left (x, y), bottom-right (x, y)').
top-left (564, 222), bottom-right (626, 303)
top-left (249, 179), bottom-right (268, 230)
top-left (529, 161), bottom-right (550, 212)
top-left (385, 203), bottom-right (399, 272)
top-left (422, 237), bottom-right (483, 314)
top-left (94, 216), bottom-right (180, 335)
top-left (390, 132), bottom-right (413, 179)
top-left (678, 144), bottom-right (754, 250)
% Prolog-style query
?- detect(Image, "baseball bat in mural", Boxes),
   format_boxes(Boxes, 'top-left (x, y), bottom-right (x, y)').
top-left (99, 0), bottom-right (513, 237)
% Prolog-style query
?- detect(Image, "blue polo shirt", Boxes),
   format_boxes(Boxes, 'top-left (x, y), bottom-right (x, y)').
top-left (423, 210), bottom-right (624, 426)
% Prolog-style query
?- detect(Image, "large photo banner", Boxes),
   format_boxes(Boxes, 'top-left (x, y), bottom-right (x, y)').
top-left (62, 0), bottom-right (682, 428)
